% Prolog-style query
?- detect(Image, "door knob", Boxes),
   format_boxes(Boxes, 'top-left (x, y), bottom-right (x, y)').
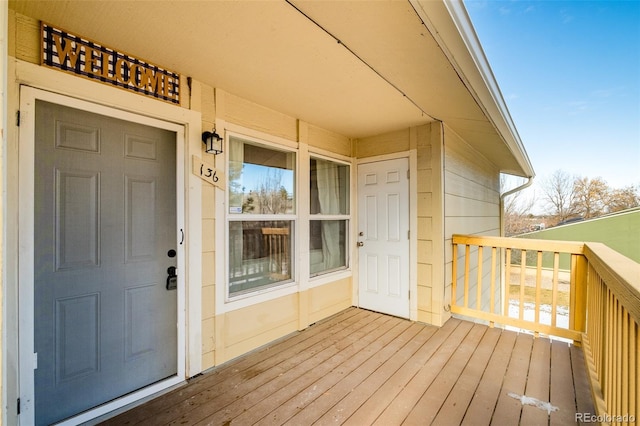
top-left (357, 242), bottom-right (364, 247)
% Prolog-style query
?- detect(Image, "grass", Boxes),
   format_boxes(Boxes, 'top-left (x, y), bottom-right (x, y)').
top-left (508, 284), bottom-right (570, 308)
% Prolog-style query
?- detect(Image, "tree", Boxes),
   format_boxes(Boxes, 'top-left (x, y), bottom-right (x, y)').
top-left (255, 168), bottom-right (291, 214)
top-left (607, 184), bottom-right (640, 213)
top-left (572, 176), bottom-right (609, 219)
top-left (501, 175), bottom-right (537, 236)
top-left (541, 170), bottom-right (577, 221)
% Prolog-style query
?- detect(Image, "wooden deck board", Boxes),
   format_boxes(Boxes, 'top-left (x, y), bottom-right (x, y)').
top-left (338, 318), bottom-right (458, 425)
top-left (404, 323), bottom-right (488, 424)
top-left (490, 332), bottom-right (534, 424)
top-left (177, 312), bottom-right (400, 425)
top-left (520, 337), bottom-right (551, 425)
top-left (432, 326), bottom-right (502, 425)
top-left (101, 308), bottom-right (594, 426)
top-left (550, 340), bottom-right (579, 425)
top-left (461, 329), bottom-right (517, 425)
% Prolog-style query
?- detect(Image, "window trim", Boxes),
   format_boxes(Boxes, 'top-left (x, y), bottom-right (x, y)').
top-left (309, 154), bottom-right (351, 278)
top-left (215, 125), bottom-right (356, 313)
top-left (225, 132), bottom-right (299, 301)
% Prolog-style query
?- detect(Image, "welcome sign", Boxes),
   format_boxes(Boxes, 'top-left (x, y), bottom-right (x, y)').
top-left (42, 23), bottom-right (180, 104)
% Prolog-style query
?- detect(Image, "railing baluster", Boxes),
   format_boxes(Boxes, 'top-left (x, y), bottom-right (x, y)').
top-left (477, 245), bottom-right (483, 311)
top-left (504, 248), bottom-right (511, 318)
top-left (490, 246), bottom-right (496, 321)
top-left (622, 307), bottom-right (629, 424)
top-left (535, 251), bottom-right (542, 328)
top-left (551, 252), bottom-right (559, 328)
top-left (452, 242), bottom-right (458, 307)
top-left (519, 249), bottom-right (526, 321)
top-left (464, 245), bottom-right (470, 308)
top-left (450, 234), bottom-right (639, 421)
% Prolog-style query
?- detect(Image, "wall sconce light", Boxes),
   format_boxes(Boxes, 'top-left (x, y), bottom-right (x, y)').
top-left (202, 129), bottom-right (223, 155)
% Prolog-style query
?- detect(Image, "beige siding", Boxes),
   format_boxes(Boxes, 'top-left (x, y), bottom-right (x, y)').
top-left (0, 6), bottom-right (5, 424)
top-left (308, 278), bottom-right (353, 324)
top-left (443, 125), bottom-right (501, 316)
top-left (415, 123), bottom-right (445, 325)
top-left (355, 128), bottom-right (410, 159)
top-left (218, 90), bottom-right (298, 142)
top-left (205, 89), bottom-right (355, 367)
top-left (307, 124), bottom-right (352, 157)
top-left (215, 294), bottom-right (300, 363)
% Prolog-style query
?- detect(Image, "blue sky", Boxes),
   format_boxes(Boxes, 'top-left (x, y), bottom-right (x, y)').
top-left (464, 0), bottom-right (640, 192)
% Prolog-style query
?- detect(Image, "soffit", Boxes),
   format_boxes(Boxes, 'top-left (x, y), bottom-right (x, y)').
top-left (9, 0), bottom-right (529, 175)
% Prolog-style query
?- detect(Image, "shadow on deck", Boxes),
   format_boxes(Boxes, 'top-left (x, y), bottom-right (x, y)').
top-left (101, 307), bottom-right (594, 425)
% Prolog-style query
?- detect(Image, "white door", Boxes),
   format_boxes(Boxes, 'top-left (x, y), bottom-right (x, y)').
top-left (357, 158), bottom-right (410, 318)
top-left (32, 99), bottom-right (178, 425)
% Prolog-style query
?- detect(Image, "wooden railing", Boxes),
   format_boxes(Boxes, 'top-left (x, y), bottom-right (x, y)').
top-left (451, 235), bottom-right (639, 422)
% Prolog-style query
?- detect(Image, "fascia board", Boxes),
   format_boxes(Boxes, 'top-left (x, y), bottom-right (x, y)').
top-left (411, 0), bottom-right (535, 178)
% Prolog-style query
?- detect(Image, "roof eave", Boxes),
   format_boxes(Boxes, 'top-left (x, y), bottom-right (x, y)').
top-left (411, 0), bottom-right (535, 178)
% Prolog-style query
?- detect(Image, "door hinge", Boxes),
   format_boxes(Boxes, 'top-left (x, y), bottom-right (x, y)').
top-left (408, 230), bottom-right (410, 239)
top-left (17, 398), bottom-right (20, 415)
top-left (34, 352), bottom-right (38, 369)
top-left (16, 110), bottom-right (20, 127)
top-left (407, 169), bottom-right (410, 179)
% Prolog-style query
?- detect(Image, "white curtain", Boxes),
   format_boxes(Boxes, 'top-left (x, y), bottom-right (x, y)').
top-left (316, 159), bottom-right (341, 270)
top-left (229, 138), bottom-right (244, 213)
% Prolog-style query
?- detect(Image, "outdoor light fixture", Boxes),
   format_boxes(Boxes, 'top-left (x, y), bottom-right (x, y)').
top-left (202, 129), bottom-right (223, 155)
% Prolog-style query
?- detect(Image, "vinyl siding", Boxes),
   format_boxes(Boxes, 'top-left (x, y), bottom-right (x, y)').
top-left (443, 125), bottom-right (501, 316)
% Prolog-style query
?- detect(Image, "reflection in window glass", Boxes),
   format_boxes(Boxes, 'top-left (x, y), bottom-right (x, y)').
top-left (310, 158), bottom-right (350, 276)
top-left (310, 159), bottom-right (349, 215)
top-left (310, 220), bottom-right (347, 275)
top-left (229, 221), bottom-right (293, 295)
top-left (228, 137), bottom-right (295, 215)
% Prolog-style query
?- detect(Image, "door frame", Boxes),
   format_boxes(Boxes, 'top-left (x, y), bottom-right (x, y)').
top-left (355, 151), bottom-right (417, 321)
top-left (17, 86), bottom-right (188, 425)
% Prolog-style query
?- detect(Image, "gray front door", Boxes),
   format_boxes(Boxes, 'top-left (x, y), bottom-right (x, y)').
top-left (34, 100), bottom-right (177, 425)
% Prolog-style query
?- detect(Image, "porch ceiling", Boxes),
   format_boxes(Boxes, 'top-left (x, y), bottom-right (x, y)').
top-left (9, 0), bottom-right (533, 177)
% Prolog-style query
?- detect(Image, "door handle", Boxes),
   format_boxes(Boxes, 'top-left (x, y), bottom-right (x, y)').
top-left (166, 266), bottom-right (177, 290)
top-left (357, 242), bottom-right (364, 247)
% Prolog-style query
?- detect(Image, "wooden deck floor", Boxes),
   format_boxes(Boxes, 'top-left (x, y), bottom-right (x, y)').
top-left (101, 308), bottom-right (595, 425)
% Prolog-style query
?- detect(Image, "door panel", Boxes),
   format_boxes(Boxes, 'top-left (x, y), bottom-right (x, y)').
top-left (34, 100), bottom-right (177, 425)
top-left (357, 158), bottom-right (410, 318)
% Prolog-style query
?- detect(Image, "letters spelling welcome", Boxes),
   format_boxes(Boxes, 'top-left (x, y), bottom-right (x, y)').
top-left (45, 28), bottom-right (179, 103)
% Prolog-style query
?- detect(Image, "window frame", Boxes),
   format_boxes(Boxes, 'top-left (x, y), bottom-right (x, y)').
top-left (218, 127), bottom-right (355, 309)
top-left (308, 153), bottom-right (351, 278)
top-left (224, 132), bottom-right (298, 301)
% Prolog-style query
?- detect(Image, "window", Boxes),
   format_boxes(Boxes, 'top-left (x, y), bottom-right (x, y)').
top-left (228, 136), bottom-right (295, 296)
top-left (309, 157), bottom-right (350, 276)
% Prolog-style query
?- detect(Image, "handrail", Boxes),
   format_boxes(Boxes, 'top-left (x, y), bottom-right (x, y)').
top-left (451, 234), bottom-right (639, 423)
top-left (451, 234), bottom-right (587, 342)
top-left (581, 242), bottom-right (639, 423)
